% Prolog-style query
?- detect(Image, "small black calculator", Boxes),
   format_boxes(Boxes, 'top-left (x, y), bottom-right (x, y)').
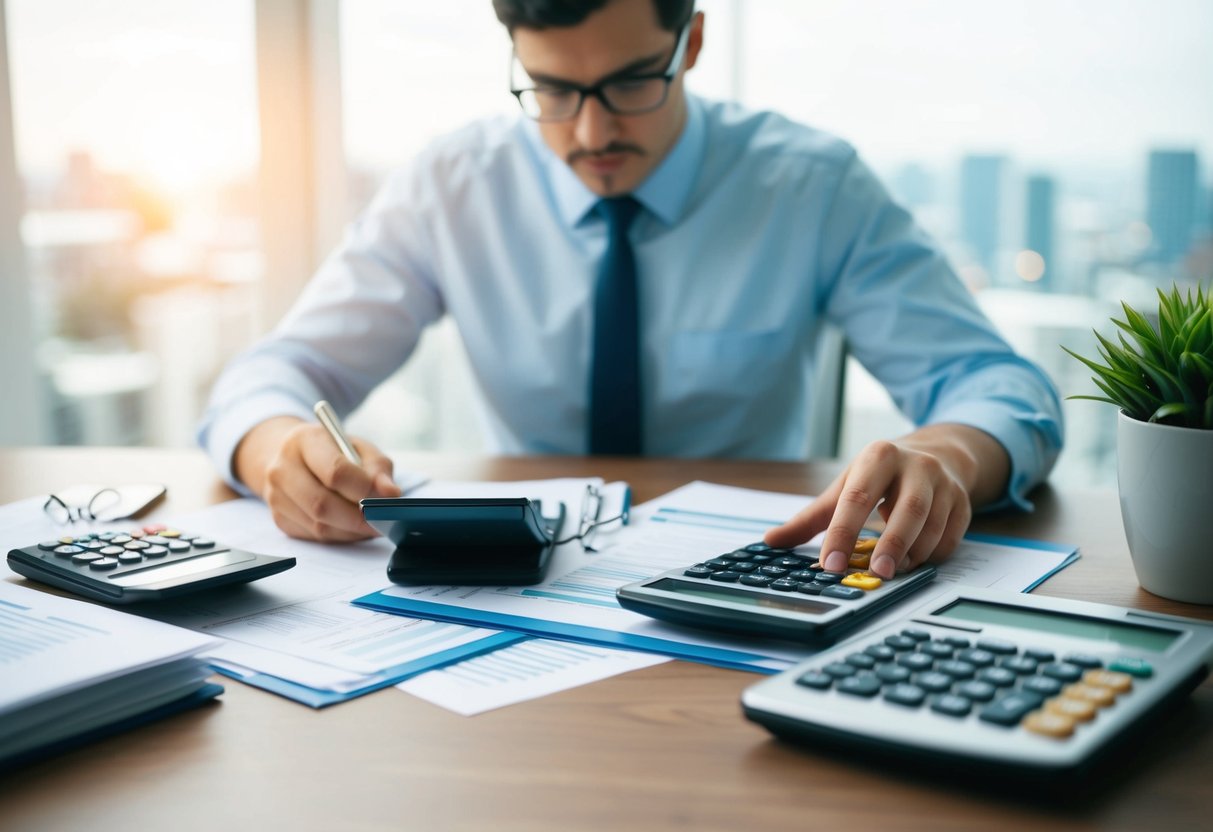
top-left (616, 540), bottom-right (937, 645)
top-left (8, 524), bottom-right (295, 604)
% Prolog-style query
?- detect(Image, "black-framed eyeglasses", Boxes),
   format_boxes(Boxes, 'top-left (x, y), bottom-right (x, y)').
top-left (43, 488), bottom-right (122, 525)
top-left (510, 22), bottom-right (690, 122)
top-left (554, 484), bottom-right (630, 552)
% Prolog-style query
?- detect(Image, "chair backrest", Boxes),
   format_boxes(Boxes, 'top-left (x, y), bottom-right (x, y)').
top-left (806, 323), bottom-right (847, 459)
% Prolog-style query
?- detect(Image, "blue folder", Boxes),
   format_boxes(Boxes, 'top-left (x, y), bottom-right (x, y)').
top-left (0, 683), bottom-right (224, 772)
top-left (352, 592), bottom-right (795, 674)
top-left (211, 631), bottom-right (527, 708)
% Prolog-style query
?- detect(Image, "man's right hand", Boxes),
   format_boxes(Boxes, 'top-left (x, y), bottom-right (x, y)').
top-left (233, 416), bottom-right (402, 542)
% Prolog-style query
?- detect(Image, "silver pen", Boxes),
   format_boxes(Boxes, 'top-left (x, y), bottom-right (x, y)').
top-left (313, 400), bottom-right (363, 466)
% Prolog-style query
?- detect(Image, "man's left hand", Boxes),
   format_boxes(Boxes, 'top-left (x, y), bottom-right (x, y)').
top-left (763, 424), bottom-right (1009, 579)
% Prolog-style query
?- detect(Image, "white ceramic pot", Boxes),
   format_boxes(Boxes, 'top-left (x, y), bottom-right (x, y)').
top-left (1117, 411), bottom-right (1213, 604)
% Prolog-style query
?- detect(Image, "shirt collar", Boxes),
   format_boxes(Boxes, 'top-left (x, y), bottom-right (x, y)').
top-left (525, 94), bottom-right (707, 229)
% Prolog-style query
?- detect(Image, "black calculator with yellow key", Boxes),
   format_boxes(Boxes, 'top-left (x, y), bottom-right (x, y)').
top-left (616, 540), bottom-right (937, 645)
top-left (8, 524), bottom-right (295, 604)
top-left (741, 587), bottom-right (1213, 779)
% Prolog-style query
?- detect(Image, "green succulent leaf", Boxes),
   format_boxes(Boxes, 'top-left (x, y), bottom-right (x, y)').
top-left (1138, 356), bottom-right (1185, 405)
top-left (1150, 402), bottom-right (1191, 424)
top-left (1117, 302), bottom-right (1167, 365)
top-left (1186, 307), bottom-right (1210, 353)
top-left (1063, 282), bottom-right (1213, 430)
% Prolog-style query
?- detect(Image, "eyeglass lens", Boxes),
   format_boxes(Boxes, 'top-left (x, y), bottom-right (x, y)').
top-left (517, 78), bottom-right (670, 121)
top-left (42, 488), bottom-right (122, 524)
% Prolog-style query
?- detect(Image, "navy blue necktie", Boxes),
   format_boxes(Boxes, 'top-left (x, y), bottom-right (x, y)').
top-left (589, 197), bottom-right (643, 455)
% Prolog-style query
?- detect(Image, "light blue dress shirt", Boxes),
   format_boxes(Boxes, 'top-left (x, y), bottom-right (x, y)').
top-left (199, 94), bottom-right (1063, 509)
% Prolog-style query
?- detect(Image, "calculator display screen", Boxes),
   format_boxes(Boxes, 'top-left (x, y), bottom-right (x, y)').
top-left (937, 599), bottom-right (1181, 652)
top-left (647, 579), bottom-right (835, 615)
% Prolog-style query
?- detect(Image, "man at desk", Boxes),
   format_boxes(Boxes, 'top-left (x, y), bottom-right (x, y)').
top-left (199, 0), bottom-right (1063, 580)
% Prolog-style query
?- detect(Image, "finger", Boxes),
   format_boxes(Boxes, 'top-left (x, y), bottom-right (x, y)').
top-left (270, 461), bottom-right (375, 540)
top-left (820, 444), bottom-right (900, 573)
top-left (269, 477), bottom-right (374, 542)
top-left (282, 484), bottom-right (376, 542)
top-left (929, 493), bottom-right (972, 564)
top-left (352, 438), bottom-right (402, 497)
top-left (299, 428), bottom-right (379, 504)
top-left (901, 494), bottom-right (953, 572)
top-left (763, 471), bottom-right (848, 549)
top-left (272, 508), bottom-right (325, 542)
top-left (869, 480), bottom-right (934, 579)
top-left (274, 507), bottom-right (373, 543)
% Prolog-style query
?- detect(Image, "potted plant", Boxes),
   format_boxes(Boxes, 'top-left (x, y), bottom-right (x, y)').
top-left (1063, 283), bottom-right (1213, 604)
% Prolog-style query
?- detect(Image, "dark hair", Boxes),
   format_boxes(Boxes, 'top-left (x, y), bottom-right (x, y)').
top-left (492, 0), bottom-right (693, 33)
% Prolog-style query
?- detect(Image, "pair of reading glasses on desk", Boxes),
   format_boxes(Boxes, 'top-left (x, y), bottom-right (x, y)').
top-left (43, 489), bottom-right (123, 524)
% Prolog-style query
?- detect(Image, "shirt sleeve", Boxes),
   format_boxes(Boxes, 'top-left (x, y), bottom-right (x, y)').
top-left (815, 154), bottom-right (1064, 512)
top-left (196, 169), bottom-right (445, 492)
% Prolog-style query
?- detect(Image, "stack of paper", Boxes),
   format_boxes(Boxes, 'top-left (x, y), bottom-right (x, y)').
top-left (0, 581), bottom-right (222, 768)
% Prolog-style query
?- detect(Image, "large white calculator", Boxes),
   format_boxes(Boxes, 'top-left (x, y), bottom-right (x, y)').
top-left (741, 587), bottom-right (1213, 778)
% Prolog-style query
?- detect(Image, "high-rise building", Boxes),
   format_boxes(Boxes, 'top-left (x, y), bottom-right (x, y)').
top-left (1146, 149), bottom-right (1199, 265)
top-left (1025, 174), bottom-right (1056, 291)
top-left (959, 155), bottom-right (1005, 279)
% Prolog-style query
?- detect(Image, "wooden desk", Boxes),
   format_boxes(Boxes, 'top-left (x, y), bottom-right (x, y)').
top-left (2, 447), bottom-right (1211, 830)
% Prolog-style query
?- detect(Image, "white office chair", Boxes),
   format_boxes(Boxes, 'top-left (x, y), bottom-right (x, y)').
top-left (806, 323), bottom-right (847, 459)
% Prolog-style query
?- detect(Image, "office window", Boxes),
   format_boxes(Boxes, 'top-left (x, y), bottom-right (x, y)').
top-left (740, 0), bottom-right (1213, 486)
top-left (4, 0), bottom-right (260, 446)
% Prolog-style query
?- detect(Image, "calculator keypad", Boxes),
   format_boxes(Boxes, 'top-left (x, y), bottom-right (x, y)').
top-left (27, 525), bottom-right (228, 577)
top-left (794, 628), bottom-right (1143, 741)
top-left (681, 539), bottom-right (887, 604)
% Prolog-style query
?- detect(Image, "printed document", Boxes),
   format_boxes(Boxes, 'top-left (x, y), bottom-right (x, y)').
top-left (398, 639), bottom-right (669, 715)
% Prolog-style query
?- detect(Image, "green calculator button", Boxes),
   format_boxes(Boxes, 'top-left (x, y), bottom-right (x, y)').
top-left (1109, 657), bottom-right (1153, 678)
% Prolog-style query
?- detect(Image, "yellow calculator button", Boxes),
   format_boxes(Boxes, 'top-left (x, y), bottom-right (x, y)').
top-left (1023, 710), bottom-right (1076, 739)
top-left (848, 553), bottom-right (872, 569)
top-left (852, 538), bottom-right (878, 554)
top-left (841, 573), bottom-right (883, 591)
top-left (1083, 669), bottom-right (1133, 694)
top-left (1045, 696), bottom-right (1097, 722)
top-left (1063, 683), bottom-right (1116, 708)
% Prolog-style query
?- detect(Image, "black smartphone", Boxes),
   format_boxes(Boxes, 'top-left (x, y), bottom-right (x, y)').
top-left (361, 497), bottom-right (567, 586)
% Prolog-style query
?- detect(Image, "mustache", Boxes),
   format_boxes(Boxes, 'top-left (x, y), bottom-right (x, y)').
top-left (566, 143), bottom-right (646, 165)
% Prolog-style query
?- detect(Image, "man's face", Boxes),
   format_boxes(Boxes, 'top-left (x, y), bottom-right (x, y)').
top-left (512, 0), bottom-right (703, 197)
